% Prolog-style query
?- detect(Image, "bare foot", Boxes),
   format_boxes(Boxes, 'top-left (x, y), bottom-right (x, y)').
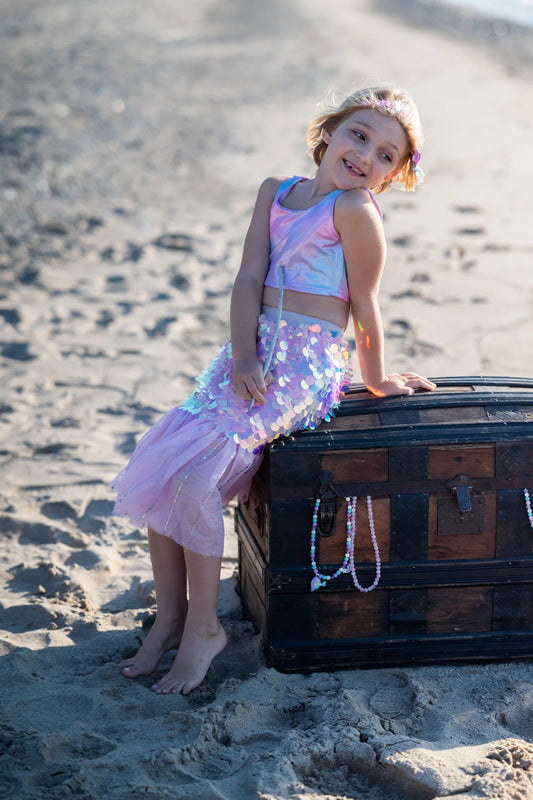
top-left (121, 617), bottom-right (184, 678)
top-left (151, 621), bottom-right (227, 695)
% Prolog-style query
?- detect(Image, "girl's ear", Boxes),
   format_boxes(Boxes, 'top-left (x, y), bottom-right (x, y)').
top-left (321, 128), bottom-right (332, 144)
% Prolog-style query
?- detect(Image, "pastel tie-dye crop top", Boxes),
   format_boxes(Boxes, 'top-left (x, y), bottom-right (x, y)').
top-left (263, 176), bottom-right (381, 303)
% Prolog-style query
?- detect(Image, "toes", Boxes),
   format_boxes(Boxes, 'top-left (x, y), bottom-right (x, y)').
top-left (151, 677), bottom-right (186, 695)
top-left (122, 664), bottom-right (141, 678)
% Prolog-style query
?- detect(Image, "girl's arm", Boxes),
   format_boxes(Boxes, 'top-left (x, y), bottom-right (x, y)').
top-left (336, 191), bottom-right (436, 397)
top-left (230, 177), bottom-right (283, 404)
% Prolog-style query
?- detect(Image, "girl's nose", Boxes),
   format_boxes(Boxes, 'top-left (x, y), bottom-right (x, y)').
top-left (358, 146), bottom-right (371, 164)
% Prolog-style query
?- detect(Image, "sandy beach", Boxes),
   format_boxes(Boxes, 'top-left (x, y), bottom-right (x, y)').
top-left (1, 0), bottom-right (533, 797)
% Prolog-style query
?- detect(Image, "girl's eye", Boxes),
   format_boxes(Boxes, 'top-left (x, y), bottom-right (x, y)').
top-left (380, 152), bottom-right (392, 163)
top-left (352, 129), bottom-right (365, 141)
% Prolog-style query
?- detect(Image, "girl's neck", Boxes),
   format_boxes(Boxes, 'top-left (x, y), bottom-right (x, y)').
top-left (283, 176), bottom-right (340, 211)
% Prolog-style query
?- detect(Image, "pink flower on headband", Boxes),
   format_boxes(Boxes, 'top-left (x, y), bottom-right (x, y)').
top-left (375, 99), bottom-right (413, 119)
top-left (411, 150), bottom-right (424, 184)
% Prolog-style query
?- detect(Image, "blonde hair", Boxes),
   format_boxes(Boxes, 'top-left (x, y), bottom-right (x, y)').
top-left (306, 86), bottom-right (424, 193)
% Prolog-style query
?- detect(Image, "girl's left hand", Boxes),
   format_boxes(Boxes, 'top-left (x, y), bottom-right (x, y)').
top-left (368, 372), bottom-right (437, 397)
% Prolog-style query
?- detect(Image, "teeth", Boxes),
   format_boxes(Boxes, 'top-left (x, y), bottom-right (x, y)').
top-left (344, 159), bottom-right (362, 176)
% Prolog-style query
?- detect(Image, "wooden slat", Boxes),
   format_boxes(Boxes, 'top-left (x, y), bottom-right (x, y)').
top-left (426, 587), bottom-right (493, 634)
top-left (322, 413), bottom-right (381, 431)
top-left (319, 591), bottom-right (389, 638)
top-left (427, 444), bottom-right (495, 479)
top-left (321, 449), bottom-right (389, 482)
top-left (487, 405), bottom-right (533, 422)
top-left (419, 406), bottom-right (488, 423)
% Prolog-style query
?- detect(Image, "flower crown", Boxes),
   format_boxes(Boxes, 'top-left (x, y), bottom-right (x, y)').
top-left (363, 99), bottom-right (424, 185)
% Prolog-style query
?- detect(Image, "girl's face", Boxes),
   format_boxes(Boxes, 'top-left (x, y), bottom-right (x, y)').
top-left (321, 108), bottom-right (409, 191)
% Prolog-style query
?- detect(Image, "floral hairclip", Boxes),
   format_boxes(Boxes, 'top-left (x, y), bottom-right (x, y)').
top-left (376, 99), bottom-right (411, 117)
top-left (411, 150), bottom-right (424, 184)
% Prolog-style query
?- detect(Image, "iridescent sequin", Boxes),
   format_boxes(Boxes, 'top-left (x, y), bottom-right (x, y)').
top-left (181, 314), bottom-right (352, 454)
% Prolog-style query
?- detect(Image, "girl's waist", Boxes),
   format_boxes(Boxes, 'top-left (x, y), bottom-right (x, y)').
top-left (260, 305), bottom-right (344, 335)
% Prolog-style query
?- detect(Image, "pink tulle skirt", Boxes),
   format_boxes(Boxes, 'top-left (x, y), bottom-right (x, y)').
top-left (111, 311), bottom-right (351, 556)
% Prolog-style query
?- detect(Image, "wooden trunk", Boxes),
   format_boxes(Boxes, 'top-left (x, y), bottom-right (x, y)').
top-left (235, 377), bottom-right (533, 672)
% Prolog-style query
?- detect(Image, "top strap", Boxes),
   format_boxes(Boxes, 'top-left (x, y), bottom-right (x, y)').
top-left (363, 188), bottom-right (383, 219)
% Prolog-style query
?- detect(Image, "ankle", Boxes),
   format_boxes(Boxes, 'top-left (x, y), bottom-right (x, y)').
top-left (153, 610), bottom-right (187, 629)
top-left (186, 618), bottom-right (222, 638)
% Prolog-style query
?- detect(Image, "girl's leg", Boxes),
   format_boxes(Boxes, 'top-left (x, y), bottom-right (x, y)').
top-left (122, 527), bottom-right (188, 678)
top-left (151, 548), bottom-right (227, 695)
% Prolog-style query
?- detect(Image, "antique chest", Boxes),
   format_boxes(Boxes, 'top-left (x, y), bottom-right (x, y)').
top-left (235, 377), bottom-right (533, 672)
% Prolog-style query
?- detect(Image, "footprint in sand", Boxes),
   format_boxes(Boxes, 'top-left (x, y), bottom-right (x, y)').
top-left (37, 731), bottom-right (116, 777)
top-left (455, 227), bottom-right (485, 236)
top-left (0, 341), bottom-right (36, 361)
top-left (0, 604), bottom-right (60, 632)
top-left (493, 684), bottom-right (533, 740)
top-left (0, 514), bottom-right (85, 548)
top-left (169, 270), bottom-right (191, 291)
top-left (410, 271), bottom-right (431, 283)
top-left (144, 316), bottom-right (178, 338)
top-left (78, 498), bottom-right (114, 534)
top-left (386, 318), bottom-right (442, 357)
top-left (101, 242), bottom-right (144, 263)
top-left (369, 672), bottom-right (416, 720)
top-left (40, 500), bottom-right (78, 520)
top-left (153, 232), bottom-right (194, 252)
top-left (6, 561), bottom-right (89, 609)
top-left (0, 308), bottom-right (21, 327)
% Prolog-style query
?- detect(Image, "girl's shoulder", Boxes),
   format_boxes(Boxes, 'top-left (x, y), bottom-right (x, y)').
top-left (334, 188), bottom-right (385, 240)
top-left (257, 175), bottom-right (293, 201)
top-left (336, 187), bottom-right (382, 218)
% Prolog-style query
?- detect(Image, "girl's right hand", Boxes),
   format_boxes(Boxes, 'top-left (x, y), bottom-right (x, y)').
top-left (368, 372), bottom-right (437, 397)
top-left (232, 355), bottom-right (274, 404)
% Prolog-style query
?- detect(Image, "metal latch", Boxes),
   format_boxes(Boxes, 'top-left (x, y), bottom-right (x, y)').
top-left (315, 470), bottom-right (343, 537)
top-left (445, 473), bottom-right (473, 512)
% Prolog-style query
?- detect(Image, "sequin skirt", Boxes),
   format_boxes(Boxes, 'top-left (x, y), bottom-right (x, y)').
top-left (111, 312), bottom-right (351, 556)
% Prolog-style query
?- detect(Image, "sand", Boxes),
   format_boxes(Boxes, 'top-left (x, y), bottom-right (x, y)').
top-left (1, 0), bottom-right (533, 797)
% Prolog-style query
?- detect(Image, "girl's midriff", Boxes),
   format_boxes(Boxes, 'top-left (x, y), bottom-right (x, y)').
top-left (262, 286), bottom-right (350, 330)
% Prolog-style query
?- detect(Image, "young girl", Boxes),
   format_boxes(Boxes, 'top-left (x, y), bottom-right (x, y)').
top-left (111, 84), bottom-right (436, 695)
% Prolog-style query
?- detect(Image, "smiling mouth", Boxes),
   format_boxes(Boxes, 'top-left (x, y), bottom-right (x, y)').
top-left (343, 158), bottom-right (365, 177)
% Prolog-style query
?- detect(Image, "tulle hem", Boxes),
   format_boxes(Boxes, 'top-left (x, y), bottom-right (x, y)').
top-left (111, 315), bottom-right (352, 556)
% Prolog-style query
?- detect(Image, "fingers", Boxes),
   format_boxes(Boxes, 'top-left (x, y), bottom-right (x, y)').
top-left (399, 372), bottom-right (437, 391)
top-left (372, 373), bottom-right (436, 397)
top-left (235, 376), bottom-right (268, 404)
